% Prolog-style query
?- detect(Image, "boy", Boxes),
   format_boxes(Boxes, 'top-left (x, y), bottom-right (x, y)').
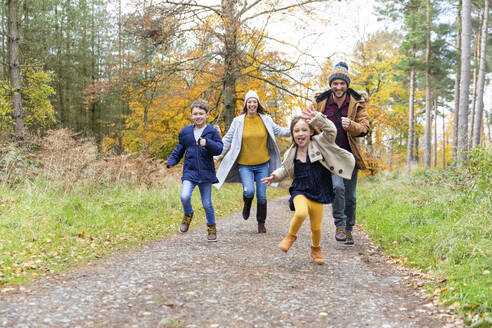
top-left (166, 99), bottom-right (223, 241)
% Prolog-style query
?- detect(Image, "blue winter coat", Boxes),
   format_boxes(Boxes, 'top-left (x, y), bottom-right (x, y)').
top-left (167, 124), bottom-right (223, 184)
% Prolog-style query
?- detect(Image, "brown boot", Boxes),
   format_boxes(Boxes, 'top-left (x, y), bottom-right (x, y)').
top-left (311, 246), bottom-right (324, 265)
top-left (278, 234), bottom-right (297, 252)
top-left (179, 213), bottom-right (193, 233)
top-left (207, 224), bottom-right (217, 242)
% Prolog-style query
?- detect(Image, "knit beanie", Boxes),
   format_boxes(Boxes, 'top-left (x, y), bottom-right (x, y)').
top-left (244, 90), bottom-right (260, 104)
top-left (328, 61), bottom-right (351, 87)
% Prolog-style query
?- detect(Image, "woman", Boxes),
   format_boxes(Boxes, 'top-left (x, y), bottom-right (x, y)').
top-left (214, 90), bottom-right (290, 233)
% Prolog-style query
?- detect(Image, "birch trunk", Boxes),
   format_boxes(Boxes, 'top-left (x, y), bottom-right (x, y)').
top-left (472, 0), bottom-right (489, 148)
top-left (452, 0), bottom-right (462, 159)
top-left (457, 0), bottom-right (472, 161)
top-left (424, 0), bottom-right (432, 169)
top-left (407, 69), bottom-right (416, 170)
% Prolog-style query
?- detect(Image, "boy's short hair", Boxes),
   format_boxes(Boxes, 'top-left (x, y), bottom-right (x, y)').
top-left (190, 99), bottom-right (210, 113)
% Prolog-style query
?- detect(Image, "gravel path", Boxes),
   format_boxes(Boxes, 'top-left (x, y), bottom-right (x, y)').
top-left (0, 196), bottom-right (463, 328)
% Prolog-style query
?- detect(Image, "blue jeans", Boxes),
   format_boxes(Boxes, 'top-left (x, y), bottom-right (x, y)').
top-left (180, 180), bottom-right (215, 225)
top-left (238, 162), bottom-right (269, 204)
top-left (331, 168), bottom-right (358, 232)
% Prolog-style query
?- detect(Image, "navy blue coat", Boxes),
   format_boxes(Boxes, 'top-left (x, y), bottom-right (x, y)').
top-left (167, 124), bottom-right (223, 184)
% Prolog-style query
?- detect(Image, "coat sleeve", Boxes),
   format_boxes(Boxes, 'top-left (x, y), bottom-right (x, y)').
top-left (269, 117), bottom-right (291, 137)
top-left (214, 119), bottom-right (236, 160)
top-left (311, 112), bottom-right (337, 144)
top-left (346, 102), bottom-right (370, 137)
top-left (166, 130), bottom-right (186, 167)
top-left (204, 128), bottom-right (224, 156)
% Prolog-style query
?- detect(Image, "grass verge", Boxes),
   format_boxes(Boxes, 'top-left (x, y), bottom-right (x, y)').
top-left (0, 176), bottom-right (287, 286)
top-left (357, 171), bottom-right (491, 326)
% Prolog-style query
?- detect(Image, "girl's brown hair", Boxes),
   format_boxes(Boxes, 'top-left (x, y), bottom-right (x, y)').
top-left (289, 116), bottom-right (318, 146)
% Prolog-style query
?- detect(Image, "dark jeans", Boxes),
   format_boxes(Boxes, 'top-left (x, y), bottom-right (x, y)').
top-left (331, 168), bottom-right (358, 232)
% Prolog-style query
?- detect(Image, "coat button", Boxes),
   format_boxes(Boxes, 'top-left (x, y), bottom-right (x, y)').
top-left (339, 169), bottom-right (343, 174)
top-left (330, 166), bottom-right (334, 171)
top-left (316, 151), bottom-right (320, 155)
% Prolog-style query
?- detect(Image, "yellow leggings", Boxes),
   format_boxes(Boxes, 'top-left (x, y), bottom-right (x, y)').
top-left (289, 195), bottom-right (323, 247)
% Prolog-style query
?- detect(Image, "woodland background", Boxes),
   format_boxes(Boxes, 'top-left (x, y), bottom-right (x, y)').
top-left (1, 0), bottom-right (491, 170)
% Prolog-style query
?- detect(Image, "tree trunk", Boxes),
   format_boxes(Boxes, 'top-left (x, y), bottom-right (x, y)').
top-left (433, 98), bottom-right (437, 168)
top-left (414, 136), bottom-right (419, 165)
top-left (424, 0), bottom-right (432, 169)
top-left (442, 111), bottom-right (446, 168)
top-left (457, 0), bottom-right (472, 161)
top-left (7, 0), bottom-right (24, 133)
top-left (473, 0), bottom-right (489, 148)
top-left (452, 0), bottom-right (462, 159)
top-left (406, 68), bottom-right (416, 170)
top-left (469, 28), bottom-right (480, 148)
top-left (221, 0), bottom-right (239, 130)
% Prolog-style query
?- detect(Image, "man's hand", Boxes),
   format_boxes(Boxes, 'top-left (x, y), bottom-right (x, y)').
top-left (199, 137), bottom-right (206, 147)
top-left (341, 117), bottom-right (351, 130)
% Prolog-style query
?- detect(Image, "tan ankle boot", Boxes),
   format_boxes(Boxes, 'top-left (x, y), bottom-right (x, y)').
top-left (278, 234), bottom-right (297, 252)
top-left (311, 246), bottom-right (324, 264)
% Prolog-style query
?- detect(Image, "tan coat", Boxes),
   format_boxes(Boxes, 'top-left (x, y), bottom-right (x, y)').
top-left (270, 112), bottom-right (355, 183)
top-left (314, 89), bottom-right (370, 170)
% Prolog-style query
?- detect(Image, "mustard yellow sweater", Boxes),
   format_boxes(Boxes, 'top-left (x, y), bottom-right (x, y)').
top-left (237, 115), bottom-right (270, 165)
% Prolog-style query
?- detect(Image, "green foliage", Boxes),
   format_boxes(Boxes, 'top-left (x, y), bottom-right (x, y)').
top-left (358, 164), bottom-right (491, 324)
top-left (0, 67), bottom-right (56, 133)
top-left (22, 67), bottom-right (56, 129)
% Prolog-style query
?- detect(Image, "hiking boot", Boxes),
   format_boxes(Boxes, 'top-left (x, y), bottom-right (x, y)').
top-left (311, 246), bottom-right (325, 265)
top-left (335, 227), bottom-right (346, 242)
top-left (344, 231), bottom-right (354, 246)
top-left (207, 224), bottom-right (217, 242)
top-left (179, 213), bottom-right (193, 233)
top-left (258, 222), bottom-right (266, 233)
top-left (242, 196), bottom-right (253, 220)
top-left (278, 234), bottom-right (297, 252)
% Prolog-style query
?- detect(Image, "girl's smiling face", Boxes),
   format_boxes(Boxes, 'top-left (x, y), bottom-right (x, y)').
top-left (292, 119), bottom-right (313, 148)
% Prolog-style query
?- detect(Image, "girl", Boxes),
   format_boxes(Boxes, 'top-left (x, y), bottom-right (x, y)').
top-left (262, 107), bottom-right (355, 264)
top-left (214, 90), bottom-right (290, 233)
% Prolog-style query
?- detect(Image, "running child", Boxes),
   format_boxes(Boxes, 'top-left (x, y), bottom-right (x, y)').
top-left (166, 99), bottom-right (223, 241)
top-left (262, 107), bottom-right (355, 263)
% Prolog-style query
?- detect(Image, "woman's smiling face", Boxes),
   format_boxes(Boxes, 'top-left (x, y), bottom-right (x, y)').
top-left (246, 98), bottom-right (258, 116)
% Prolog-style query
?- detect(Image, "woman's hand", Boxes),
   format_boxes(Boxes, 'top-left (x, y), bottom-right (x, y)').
top-left (301, 106), bottom-right (317, 124)
top-left (261, 174), bottom-right (275, 185)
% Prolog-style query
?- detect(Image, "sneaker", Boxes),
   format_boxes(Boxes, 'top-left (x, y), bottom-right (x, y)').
top-left (335, 227), bottom-right (346, 241)
top-left (179, 213), bottom-right (193, 233)
top-left (344, 231), bottom-right (354, 246)
top-left (207, 224), bottom-right (217, 242)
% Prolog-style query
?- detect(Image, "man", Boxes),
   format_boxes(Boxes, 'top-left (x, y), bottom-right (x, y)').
top-left (312, 61), bottom-right (370, 245)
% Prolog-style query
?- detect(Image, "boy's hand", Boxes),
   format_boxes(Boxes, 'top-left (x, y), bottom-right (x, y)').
top-left (261, 174), bottom-right (275, 185)
top-left (199, 137), bottom-right (206, 147)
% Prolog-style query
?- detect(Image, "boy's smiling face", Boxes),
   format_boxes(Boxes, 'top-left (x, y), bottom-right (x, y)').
top-left (191, 107), bottom-right (209, 128)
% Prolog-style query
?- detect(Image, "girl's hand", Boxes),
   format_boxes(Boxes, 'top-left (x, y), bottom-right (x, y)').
top-left (302, 106), bottom-right (317, 123)
top-left (261, 174), bottom-right (275, 185)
